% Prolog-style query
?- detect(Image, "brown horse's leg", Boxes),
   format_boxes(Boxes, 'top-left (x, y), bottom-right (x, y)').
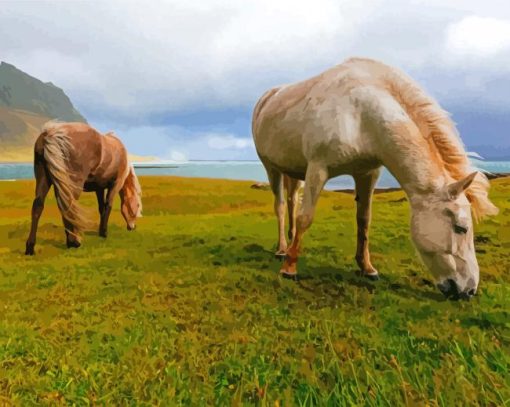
top-left (99, 187), bottom-right (116, 238)
top-left (25, 161), bottom-right (51, 255)
top-left (286, 177), bottom-right (301, 242)
top-left (281, 162), bottom-right (328, 278)
top-left (353, 169), bottom-right (381, 279)
top-left (62, 216), bottom-right (81, 248)
top-left (96, 189), bottom-right (107, 237)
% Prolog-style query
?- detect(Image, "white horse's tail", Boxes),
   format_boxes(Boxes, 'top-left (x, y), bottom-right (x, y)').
top-left (42, 122), bottom-right (95, 236)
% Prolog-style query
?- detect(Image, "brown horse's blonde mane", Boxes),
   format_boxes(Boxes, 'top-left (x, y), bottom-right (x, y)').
top-left (373, 62), bottom-right (499, 221)
top-left (123, 165), bottom-right (143, 217)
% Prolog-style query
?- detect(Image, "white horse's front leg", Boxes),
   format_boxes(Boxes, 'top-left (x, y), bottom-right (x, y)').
top-left (264, 167), bottom-right (288, 258)
top-left (354, 169), bottom-right (381, 279)
top-left (280, 162), bottom-right (328, 278)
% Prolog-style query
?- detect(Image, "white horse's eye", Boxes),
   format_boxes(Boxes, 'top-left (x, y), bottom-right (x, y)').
top-left (454, 224), bottom-right (468, 234)
top-left (444, 208), bottom-right (454, 217)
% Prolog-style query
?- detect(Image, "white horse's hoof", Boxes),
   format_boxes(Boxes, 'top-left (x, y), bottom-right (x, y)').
top-left (275, 251), bottom-right (287, 260)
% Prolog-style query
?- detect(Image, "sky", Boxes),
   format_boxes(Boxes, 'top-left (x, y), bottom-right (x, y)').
top-left (1, 0), bottom-right (510, 160)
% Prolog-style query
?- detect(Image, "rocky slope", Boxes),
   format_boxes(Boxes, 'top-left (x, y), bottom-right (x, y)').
top-left (0, 61), bottom-right (86, 162)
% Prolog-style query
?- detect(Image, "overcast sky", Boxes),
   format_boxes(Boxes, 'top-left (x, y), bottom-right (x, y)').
top-left (1, 0), bottom-right (510, 160)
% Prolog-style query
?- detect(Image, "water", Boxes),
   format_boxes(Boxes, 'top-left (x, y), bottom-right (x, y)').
top-left (1, 160), bottom-right (509, 190)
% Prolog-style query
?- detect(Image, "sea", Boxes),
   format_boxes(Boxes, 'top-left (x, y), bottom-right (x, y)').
top-left (1, 160), bottom-right (509, 190)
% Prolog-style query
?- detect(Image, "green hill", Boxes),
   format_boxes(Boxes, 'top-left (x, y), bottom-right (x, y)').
top-left (0, 61), bottom-right (86, 122)
top-left (0, 61), bottom-right (86, 162)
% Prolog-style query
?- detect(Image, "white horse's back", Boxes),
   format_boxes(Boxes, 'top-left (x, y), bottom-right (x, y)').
top-left (252, 57), bottom-right (414, 179)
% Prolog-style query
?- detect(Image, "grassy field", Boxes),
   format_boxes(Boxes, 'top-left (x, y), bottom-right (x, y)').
top-left (0, 176), bottom-right (509, 405)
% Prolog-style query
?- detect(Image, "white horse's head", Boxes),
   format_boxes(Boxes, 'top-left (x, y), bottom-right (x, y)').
top-left (410, 172), bottom-right (479, 300)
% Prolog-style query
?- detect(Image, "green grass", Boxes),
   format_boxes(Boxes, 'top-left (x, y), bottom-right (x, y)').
top-left (0, 176), bottom-right (509, 405)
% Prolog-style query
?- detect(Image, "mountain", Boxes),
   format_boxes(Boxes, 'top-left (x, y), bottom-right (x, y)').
top-left (0, 61), bottom-right (86, 123)
top-left (0, 107), bottom-right (53, 162)
top-left (0, 61), bottom-right (86, 162)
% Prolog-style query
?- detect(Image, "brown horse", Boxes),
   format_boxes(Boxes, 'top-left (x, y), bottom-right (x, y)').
top-left (25, 121), bottom-right (142, 255)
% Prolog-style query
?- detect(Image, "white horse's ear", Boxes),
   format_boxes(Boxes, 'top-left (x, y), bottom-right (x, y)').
top-left (447, 172), bottom-right (477, 200)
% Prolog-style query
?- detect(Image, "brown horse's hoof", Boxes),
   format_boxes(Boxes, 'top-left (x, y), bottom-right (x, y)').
top-left (358, 270), bottom-right (379, 281)
top-left (25, 245), bottom-right (35, 255)
top-left (67, 240), bottom-right (81, 249)
top-left (99, 231), bottom-right (107, 238)
top-left (365, 273), bottom-right (379, 281)
top-left (280, 270), bottom-right (298, 281)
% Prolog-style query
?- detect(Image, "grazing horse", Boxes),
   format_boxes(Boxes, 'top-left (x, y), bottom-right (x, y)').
top-left (25, 122), bottom-right (142, 255)
top-left (252, 57), bottom-right (498, 299)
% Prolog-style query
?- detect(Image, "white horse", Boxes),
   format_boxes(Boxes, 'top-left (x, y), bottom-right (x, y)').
top-left (252, 57), bottom-right (498, 299)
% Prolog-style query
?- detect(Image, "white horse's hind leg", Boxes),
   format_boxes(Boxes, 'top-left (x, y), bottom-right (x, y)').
top-left (285, 176), bottom-right (301, 242)
top-left (265, 166), bottom-right (287, 258)
top-left (353, 169), bottom-right (381, 279)
top-left (281, 162), bottom-right (328, 277)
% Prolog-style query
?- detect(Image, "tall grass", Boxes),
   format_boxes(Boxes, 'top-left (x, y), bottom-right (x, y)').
top-left (0, 176), bottom-right (509, 405)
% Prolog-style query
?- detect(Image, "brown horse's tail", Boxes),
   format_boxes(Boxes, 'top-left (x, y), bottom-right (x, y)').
top-left (42, 122), bottom-right (95, 237)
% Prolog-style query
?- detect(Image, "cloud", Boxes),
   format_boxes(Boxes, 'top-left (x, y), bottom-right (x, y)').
top-left (166, 150), bottom-right (188, 162)
top-left (93, 122), bottom-right (255, 160)
top-left (446, 16), bottom-right (510, 57)
top-left (5, 0), bottom-right (469, 118)
top-left (1, 0), bottom-right (510, 157)
top-left (1, 0), bottom-right (364, 117)
top-left (207, 135), bottom-right (254, 150)
top-left (3, 1), bottom-right (509, 117)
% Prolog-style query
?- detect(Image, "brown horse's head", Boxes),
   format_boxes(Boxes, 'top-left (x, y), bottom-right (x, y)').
top-left (120, 165), bottom-right (142, 231)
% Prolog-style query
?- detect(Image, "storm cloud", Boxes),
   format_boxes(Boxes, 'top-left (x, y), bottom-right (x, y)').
top-left (1, 0), bottom-right (509, 159)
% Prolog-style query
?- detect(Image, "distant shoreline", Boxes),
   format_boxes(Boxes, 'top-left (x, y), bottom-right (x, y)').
top-left (3, 159), bottom-right (509, 173)
top-left (2, 161), bottom-right (509, 193)
top-left (2, 159), bottom-right (510, 165)
top-left (249, 173), bottom-right (510, 194)
top-left (0, 160), bottom-right (262, 165)
top-left (486, 172), bottom-right (510, 180)
top-left (335, 172), bottom-right (510, 194)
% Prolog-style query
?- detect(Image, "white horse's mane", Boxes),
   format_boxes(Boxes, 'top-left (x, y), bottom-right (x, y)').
top-left (348, 58), bottom-right (498, 221)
